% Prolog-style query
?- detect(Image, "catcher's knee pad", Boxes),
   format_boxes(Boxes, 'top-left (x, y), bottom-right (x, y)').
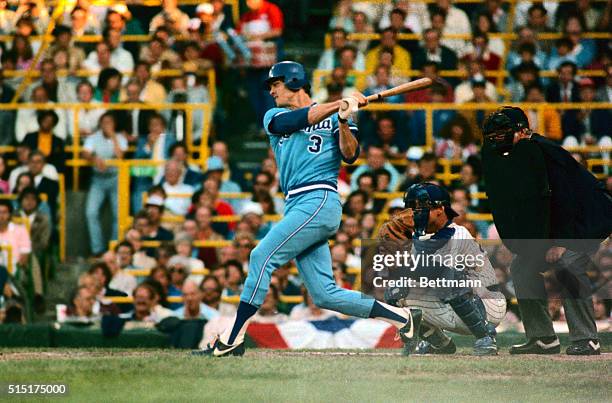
top-left (447, 294), bottom-right (496, 339)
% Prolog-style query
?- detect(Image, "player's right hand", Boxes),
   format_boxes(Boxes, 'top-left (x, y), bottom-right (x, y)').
top-left (351, 91), bottom-right (368, 108)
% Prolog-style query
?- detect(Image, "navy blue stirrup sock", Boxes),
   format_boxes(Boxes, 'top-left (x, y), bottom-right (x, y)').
top-left (368, 301), bottom-right (407, 324)
top-left (227, 301), bottom-right (258, 345)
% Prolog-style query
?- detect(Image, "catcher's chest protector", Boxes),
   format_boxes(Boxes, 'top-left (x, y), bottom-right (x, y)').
top-left (481, 140), bottom-right (551, 254)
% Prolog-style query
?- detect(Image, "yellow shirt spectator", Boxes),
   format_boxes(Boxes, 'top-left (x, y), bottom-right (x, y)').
top-left (365, 29), bottom-right (411, 74)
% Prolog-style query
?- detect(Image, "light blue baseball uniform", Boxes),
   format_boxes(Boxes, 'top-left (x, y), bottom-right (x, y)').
top-left (239, 106), bottom-right (375, 318)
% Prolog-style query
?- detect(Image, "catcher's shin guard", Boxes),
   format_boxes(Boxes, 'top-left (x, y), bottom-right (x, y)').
top-left (447, 293), bottom-right (496, 339)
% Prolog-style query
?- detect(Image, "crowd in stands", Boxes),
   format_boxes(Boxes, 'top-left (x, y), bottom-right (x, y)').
top-left (0, 1), bottom-right (610, 338)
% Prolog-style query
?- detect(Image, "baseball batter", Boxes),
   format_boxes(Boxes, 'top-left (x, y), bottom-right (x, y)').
top-left (194, 61), bottom-right (420, 357)
top-left (380, 183), bottom-right (506, 355)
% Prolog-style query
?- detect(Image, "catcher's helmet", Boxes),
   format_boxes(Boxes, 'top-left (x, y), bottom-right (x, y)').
top-left (265, 61), bottom-right (309, 91)
top-left (482, 106), bottom-right (529, 155)
top-left (404, 183), bottom-right (458, 237)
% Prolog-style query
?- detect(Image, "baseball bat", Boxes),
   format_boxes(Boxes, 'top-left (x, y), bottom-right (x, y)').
top-left (365, 77), bottom-right (433, 102)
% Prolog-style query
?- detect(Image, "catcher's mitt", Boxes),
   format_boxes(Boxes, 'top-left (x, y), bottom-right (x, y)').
top-left (378, 208), bottom-right (414, 241)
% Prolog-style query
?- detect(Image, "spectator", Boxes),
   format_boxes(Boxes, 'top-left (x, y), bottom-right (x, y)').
top-left (45, 25), bottom-right (85, 73)
top-left (513, 1), bottom-right (558, 30)
top-left (161, 160), bottom-right (194, 216)
top-left (505, 26), bottom-right (548, 71)
top-left (16, 86), bottom-right (68, 142)
top-left (372, 115), bottom-right (407, 159)
top-left (412, 28), bottom-right (458, 71)
top-left (24, 58), bottom-right (75, 103)
top-left (553, 15), bottom-right (596, 68)
top-left (143, 195), bottom-right (174, 243)
top-left (239, 201), bottom-right (269, 240)
top-left (463, 32), bottom-right (501, 74)
top-left (596, 64), bottom-right (612, 102)
top-left (252, 170), bottom-right (284, 213)
top-left (350, 11), bottom-right (374, 54)
top-left (204, 156), bottom-right (241, 194)
top-left (454, 60), bottom-right (498, 103)
top-left (115, 241), bottom-right (136, 271)
top-left (547, 37), bottom-right (578, 71)
top-left (103, 250), bottom-right (137, 295)
top-left (408, 83), bottom-right (457, 145)
top-left (173, 280), bottom-right (219, 320)
top-left (8, 33), bottom-right (35, 70)
top-left (318, 28), bottom-right (366, 71)
top-left (313, 66), bottom-right (357, 104)
top-left (473, 0), bottom-right (507, 32)
top-left (328, 0), bottom-right (354, 32)
top-left (68, 80), bottom-right (105, 140)
top-left (508, 61), bottom-right (540, 102)
top-left (88, 262), bottom-right (128, 302)
top-left (7, 144), bottom-right (57, 193)
top-left (343, 190), bottom-right (369, 218)
top-left (83, 112), bottom-right (128, 255)
top-left (399, 152), bottom-right (438, 191)
top-left (156, 142), bottom-right (203, 188)
top-left (223, 260), bottom-right (245, 297)
top-left (21, 111), bottom-right (65, 173)
top-left (555, 0), bottom-right (603, 31)
top-left (139, 37), bottom-right (181, 74)
top-left (174, 232), bottom-right (205, 272)
top-left (133, 61), bottom-right (167, 104)
top-left (200, 274), bottom-right (235, 316)
top-left (129, 283), bottom-right (173, 324)
top-left (105, 4), bottom-right (143, 35)
top-left (472, 12), bottom-right (505, 57)
top-left (545, 61), bottom-right (580, 103)
top-left (25, 151), bottom-right (59, 221)
top-left (93, 67), bottom-right (122, 103)
top-left (149, 0), bottom-right (190, 35)
top-left (0, 69), bottom-right (15, 145)
top-left (0, 156), bottom-right (8, 193)
top-left (163, 75), bottom-right (208, 143)
top-left (194, 206), bottom-right (223, 267)
top-left (524, 84), bottom-right (562, 141)
top-left (0, 200), bottom-right (30, 275)
top-left (125, 229), bottom-right (157, 270)
top-left (364, 65), bottom-right (405, 103)
top-left (211, 140), bottom-right (245, 190)
top-left (104, 27), bottom-right (135, 74)
top-left (435, 116), bottom-right (478, 159)
top-left (458, 78), bottom-right (496, 137)
top-left (0, 0), bottom-right (16, 34)
top-left (561, 78), bottom-right (612, 146)
top-left (83, 42), bottom-right (113, 84)
top-left (166, 255), bottom-right (190, 309)
top-left (232, 232), bottom-right (254, 272)
top-left (424, 0), bottom-right (471, 56)
top-left (77, 272), bottom-right (122, 317)
top-left (65, 286), bottom-right (97, 321)
top-left (365, 28), bottom-right (411, 74)
top-left (350, 146), bottom-right (401, 191)
top-left (526, 3), bottom-right (553, 35)
top-left (199, 175), bottom-right (237, 229)
top-left (459, 156), bottom-right (484, 211)
top-left (407, 62), bottom-right (454, 103)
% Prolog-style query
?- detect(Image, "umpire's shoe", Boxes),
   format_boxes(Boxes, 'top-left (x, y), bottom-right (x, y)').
top-left (509, 337), bottom-right (560, 355)
top-left (473, 335), bottom-right (497, 356)
top-left (399, 308), bottom-right (422, 355)
top-left (191, 338), bottom-right (245, 357)
top-left (566, 339), bottom-right (601, 356)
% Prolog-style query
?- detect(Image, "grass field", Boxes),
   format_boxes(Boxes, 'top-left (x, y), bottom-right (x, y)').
top-left (1, 336), bottom-right (611, 402)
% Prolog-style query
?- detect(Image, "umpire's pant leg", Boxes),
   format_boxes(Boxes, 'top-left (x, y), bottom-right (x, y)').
top-left (557, 250), bottom-right (598, 342)
top-left (510, 254), bottom-right (555, 339)
top-left (296, 240), bottom-right (375, 318)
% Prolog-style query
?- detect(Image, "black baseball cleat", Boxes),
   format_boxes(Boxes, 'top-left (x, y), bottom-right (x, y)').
top-left (399, 308), bottom-right (422, 355)
top-left (473, 335), bottom-right (498, 356)
top-left (509, 337), bottom-right (560, 355)
top-left (414, 338), bottom-right (457, 355)
top-left (566, 339), bottom-right (601, 356)
top-left (191, 338), bottom-right (245, 357)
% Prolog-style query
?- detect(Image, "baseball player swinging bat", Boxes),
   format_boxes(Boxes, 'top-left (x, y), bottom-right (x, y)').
top-left (340, 77), bottom-right (433, 113)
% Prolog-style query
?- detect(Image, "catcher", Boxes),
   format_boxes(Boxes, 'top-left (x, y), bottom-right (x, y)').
top-left (378, 183), bottom-right (506, 356)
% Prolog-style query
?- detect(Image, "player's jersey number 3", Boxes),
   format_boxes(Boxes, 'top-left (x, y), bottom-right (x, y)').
top-left (308, 135), bottom-right (322, 154)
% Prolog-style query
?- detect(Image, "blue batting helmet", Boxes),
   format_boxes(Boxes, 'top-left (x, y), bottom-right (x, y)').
top-left (265, 61), bottom-right (309, 91)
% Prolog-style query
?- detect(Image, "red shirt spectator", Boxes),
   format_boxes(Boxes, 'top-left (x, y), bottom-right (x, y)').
top-left (238, 0), bottom-right (284, 39)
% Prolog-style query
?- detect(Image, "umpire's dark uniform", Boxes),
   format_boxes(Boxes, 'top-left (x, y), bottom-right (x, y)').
top-left (481, 107), bottom-right (612, 353)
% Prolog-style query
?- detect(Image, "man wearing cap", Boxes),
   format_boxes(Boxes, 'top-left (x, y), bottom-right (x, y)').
top-left (482, 106), bottom-right (611, 355)
top-left (387, 182), bottom-right (506, 356)
top-left (239, 201), bottom-right (270, 239)
top-left (144, 194), bottom-right (174, 244)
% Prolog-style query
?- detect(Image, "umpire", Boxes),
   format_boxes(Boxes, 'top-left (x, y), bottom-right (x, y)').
top-left (481, 106), bottom-right (612, 355)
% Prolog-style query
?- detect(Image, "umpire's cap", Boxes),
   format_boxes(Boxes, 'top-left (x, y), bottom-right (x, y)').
top-left (404, 182), bottom-right (459, 219)
top-left (482, 106), bottom-right (529, 136)
top-left (265, 61), bottom-right (309, 91)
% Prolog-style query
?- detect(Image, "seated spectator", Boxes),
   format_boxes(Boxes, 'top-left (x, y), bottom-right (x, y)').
top-left (93, 67), bottom-right (122, 103)
top-left (364, 65), bottom-right (405, 103)
top-left (252, 170), bottom-right (284, 213)
top-left (0, 200), bottom-right (31, 275)
top-left (8, 33), bottom-right (35, 70)
top-left (505, 26), bottom-right (548, 71)
top-left (462, 33), bottom-right (501, 75)
top-left (372, 115), bottom-right (407, 159)
top-left (350, 146), bottom-right (401, 191)
top-left (198, 176), bottom-right (236, 232)
top-left (424, 0), bottom-right (470, 56)
top-left (596, 64), bottom-right (612, 102)
top-left (82, 112), bottom-right (127, 255)
top-left (313, 66), bottom-right (356, 104)
top-left (143, 194), bottom-right (175, 243)
top-left (546, 37), bottom-right (578, 71)
top-left (155, 142), bottom-right (203, 188)
top-left (174, 232), bottom-right (205, 273)
top-left (25, 151), bottom-right (59, 221)
top-left (128, 283), bottom-right (173, 325)
top-left (525, 3), bottom-right (552, 35)
top-left (205, 156), bottom-right (241, 194)
top-left (132, 61), bottom-right (167, 104)
top-left (166, 255), bottom-right (191, 309)
top-left (458, 78), bottom-right (496, 138)
top-left (459, 156), bottom-right (485, 212)
top-left (223, 259), bottom-right (245, 298)
top-left (24, 58), bottom-right (75, 103)
top-left (125, 229), bottom-right (157, 270)
top-left (193, 205), bottom-right (223, 267)
top-left (454, 60), bottom-right (498, 103)
top-left (139, 37), bottom-right (181, 74)
top-left (88, 262), bottom-right (128, 301)
top-left (406, 62), bottom-right (453, 103)
top-left (524, 84), bottom-right (562, 142)
top-left (147, 266), bottom-right (170, 297)
top-left (319, 29), bottom-right (365, 71)
top-left (232, 232), bottom-right (254, 272)
top-left (561, 78), bottom-right (612, 146)
top-left (350, 11), bottom-right (374, 54)
top-left (408, 83), bottom-right (457, 145)
top-left (545, 61), bottom-right (580, 103)
top-left (104, 27), bottom-right (134, 74)
top-left (77, 272), bottom-right (122, 317)
top-left (68, 80), bottom-right (105, 141)
top-left (14, 187), bottom-right (51, 259)
top-left (239, 201), bottom-right (270, 240)
top-left (0, 156), bottom-right (8, 193)
top-left (115, 241), bottom-right (137, 271)
top-left (400, 152), bottom-right (438, 191)
top-left (200, 274), bottom-right (236, 316)
top-left (343, 190), bottom-right (369, 218)
top-left (173, 280), bottom-right (219, 320)
top-left (513, 1), bottom-right (558, 30)
top-left (328, 0), bottom-right (354, 32)
top-left (472, 11), bottom-right (505, 57)
top-left (7, 144), bottom-right (57, 194)
top-left (553, 14), bottom-right (596, 68)
top-left (64, 286), bottom-right (97, 322)
top-left (365, 28), bottom-right (411, 74)
top-left (508, 61), bottom-right (540, 102)
top-left (412, 28), bottom-right (458, 71)
top-left (103, 250), bottom-right (137, 295)
top-left (23, 111), bottom-right (64, 169)
top-left (149, 0), bottom-right (190, 35)
top-left (163, 75), bottom-right (208, 142)
top-left (83, 42), bottom-right (113, 85)
top-left (435, 116), bottom-right (478, 160)
top-left (16, 85), bottom-right (68, 142)
top-left (161, 160), bottom-right (194, 216)
top-left (0, 0), bottom-right (16, 34)
top-left (0, 69), bottom-right (15, 145)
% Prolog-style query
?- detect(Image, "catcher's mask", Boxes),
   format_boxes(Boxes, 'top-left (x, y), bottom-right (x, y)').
top-left (482, 106), bottom-right (529, 156)
top-left (404, 183), bottom-right (458, 237)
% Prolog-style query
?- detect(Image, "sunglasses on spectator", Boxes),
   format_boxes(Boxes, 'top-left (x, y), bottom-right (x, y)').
top-left (169, 267), bottom-right (185, 274)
